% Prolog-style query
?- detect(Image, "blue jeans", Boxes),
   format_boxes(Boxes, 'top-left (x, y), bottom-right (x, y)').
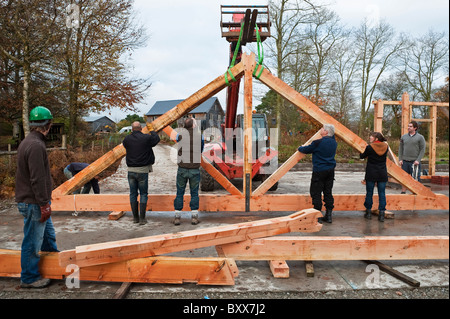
top-left (364, 181), bottom-right (387, 212)
top-left (127, 172), bottom-right (149, 204)
top-left (401, 161), bottom-right (421, 182)
top-left (174, 167), bottom-right (200, 211)
top-left (17, 203), bottom-right (58, 284)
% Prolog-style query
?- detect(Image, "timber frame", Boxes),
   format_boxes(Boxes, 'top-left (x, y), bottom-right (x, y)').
top-left (51, 53), bottom-right (448, 212)
top-left (3, 53), bottom-right (448, 285)
top-left (373, 93), bottom-right (449, 176)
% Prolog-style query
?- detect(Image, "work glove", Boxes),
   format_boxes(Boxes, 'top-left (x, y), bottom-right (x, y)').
top-left (40, 203), bottom-right (52, 223)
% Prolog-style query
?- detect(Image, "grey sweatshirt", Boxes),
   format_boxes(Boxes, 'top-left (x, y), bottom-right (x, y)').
top-left (398, 132), bottom-right (426, 162)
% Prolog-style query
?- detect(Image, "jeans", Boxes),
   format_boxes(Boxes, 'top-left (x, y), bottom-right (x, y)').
top-left (401, 161), bottom-right (421, 182)
top-left (128, 172), bottom-right (149, 204)
top-left (310, 168), bottom-right (335, 211)
top-left (17, 203), bottom-right (58, 284)
top-left (364, 181), bottom-right (387, 212)
top-left (174, 167), bottom-right (200, 211)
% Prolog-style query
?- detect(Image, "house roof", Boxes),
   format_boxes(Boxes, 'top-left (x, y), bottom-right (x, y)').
top-left (146, 97), bottom-right (220, 116)
top-left (83, 116), bottom-right (115, 123)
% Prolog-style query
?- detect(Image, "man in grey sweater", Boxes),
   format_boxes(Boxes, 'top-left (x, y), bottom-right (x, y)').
top-left (398, 121), bottom-right (426, 193)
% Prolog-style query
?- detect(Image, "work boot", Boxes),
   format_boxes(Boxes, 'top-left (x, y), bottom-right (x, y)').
top-left (364, 209), bottom-right (372, 220)
top-left (139, 203), bottom-right (147, 225)
top-left (323, 209), bottom-right (333, 223)
top-left (378, 210), bottom-right (385, 222)
top-left (20, 278), bottom-right (51, 288)
top-left (130, 201), bottom-right (139, 223)
top-left (191, 210), bottom-right (200, 225)
top-left (173, 210), bottom-right (181, 226)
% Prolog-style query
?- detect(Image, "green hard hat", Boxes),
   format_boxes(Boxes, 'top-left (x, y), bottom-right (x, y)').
top-left (29, 106), bottom-right (53, 122)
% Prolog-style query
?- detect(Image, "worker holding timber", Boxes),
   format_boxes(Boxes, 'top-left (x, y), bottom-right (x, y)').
top-left (173, 118), bottom-right (204, 225)
top-left (15, 106), bottom-right (58, 288)
top-left (298, 124), bottom-right (337, 223)
top-left (63, 162), bottom-right (100, 194)
top-left (123, 121), bottom-right (160, 225)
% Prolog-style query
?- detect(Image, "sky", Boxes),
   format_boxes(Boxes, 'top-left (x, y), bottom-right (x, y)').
top-left (92, 0), bottom-right (450, 122)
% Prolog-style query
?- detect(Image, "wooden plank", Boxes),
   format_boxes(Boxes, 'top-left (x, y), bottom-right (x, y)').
top-left (0, 249), bottom-right (238, 286)
top-left (305, 261), bottom-right (314, 277)
top-left (52, 62), bottom-right (246, 196)
top-left (268, 260), bottom-right (289, 278)
top-left (256, 67), bottom-right (436, 198)
top-left (362, 260), bottom-right (420, 287)
top-left (113, 282), bottom-right (132, 299)
top-left (108, 211), bottom-right (125, 220)
top-left (50, 193), bottom-right (450, 212)
top-left (216, 236), bottom-right (449, 261)
top-left (60, 209), bottom-right (322, 268)
top-left (252, 130), bottom-right (322, 197)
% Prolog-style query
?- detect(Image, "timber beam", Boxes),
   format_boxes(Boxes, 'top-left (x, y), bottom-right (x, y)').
top-left (51, 193), bottom-right (449, 212)
top-left (0, 249), bottom-right (238, 285)
top-left (58, 209), bottom-right (322, 268)
top-left (216, 236), bottom-right (449, 261)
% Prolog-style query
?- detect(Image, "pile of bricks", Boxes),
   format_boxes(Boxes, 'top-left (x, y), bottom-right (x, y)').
top-left (431, 175), bottom-right (449, 185)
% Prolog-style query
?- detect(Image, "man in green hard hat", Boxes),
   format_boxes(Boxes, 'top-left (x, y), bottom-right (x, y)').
top-left (15, 106), bottom-right (58, 288)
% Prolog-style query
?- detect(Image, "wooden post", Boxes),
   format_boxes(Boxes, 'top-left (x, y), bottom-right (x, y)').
top-left (243, 53), bottom-right (255, 211)
top-left (374, 99), bottom-right (383, 133)
top-left (429, 104), bottom-right (437, 176)
top-left (401, 92), bottom-right (411, 136)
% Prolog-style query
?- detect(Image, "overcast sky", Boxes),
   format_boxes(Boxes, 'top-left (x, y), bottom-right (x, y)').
top-left (93, 0), bottom-right (449, 122)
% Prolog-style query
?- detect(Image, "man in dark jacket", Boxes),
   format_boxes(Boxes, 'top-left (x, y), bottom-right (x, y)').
top-left (63, 162), bottom-right (100, 194)
top-left (173, 118), bottom-right (204, 226)
top-left (123, 121), bottom-right (160, 225)
top-left (298, 124), bottom-right (337, 223)
top-left (15, 106), bottom-right (58, 288)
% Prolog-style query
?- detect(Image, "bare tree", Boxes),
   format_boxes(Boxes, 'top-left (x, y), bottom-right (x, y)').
top-left (399, 29), bottom-right (449, 102)
top-left (266, 0), bottom-right (318, 138)
top-left (353, 19), bottom-right (406, 135)
top-left (304, 6), bottom-right (343, 99)
top-left (327, 34), bottom-right (359, 126)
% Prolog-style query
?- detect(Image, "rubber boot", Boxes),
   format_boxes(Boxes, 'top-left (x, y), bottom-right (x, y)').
top-left (378, 210), bottom-right (385, 222)
top-left (131, 201), bottom-right (139, 223)
top-left (323, 209), bottom-right (333, 223)
top-left (364, 209), bottom-right (372, 220)
top-left (173, 210), bottom-right (181, 226)
top-left (139, 203), bottom-right (147, 225)
top-left (191, 210), bottom-right (200, 225)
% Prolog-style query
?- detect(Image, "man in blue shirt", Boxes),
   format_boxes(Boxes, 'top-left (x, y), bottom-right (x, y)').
top-left (298, 124), bottom-right (337, 223)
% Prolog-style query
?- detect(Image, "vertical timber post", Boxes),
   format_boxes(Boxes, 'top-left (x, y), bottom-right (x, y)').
top-left (401, 92), bottom-right (411, 136)
top-left (243, 53), bottom-right (255, 212)
top-left (429, 104), bottom-right (437, 176)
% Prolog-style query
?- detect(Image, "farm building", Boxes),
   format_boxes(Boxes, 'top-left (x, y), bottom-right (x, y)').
top-left (145, 97), bottom-right (225, 130)
top-left (83, 116), bottom-right (116, 134)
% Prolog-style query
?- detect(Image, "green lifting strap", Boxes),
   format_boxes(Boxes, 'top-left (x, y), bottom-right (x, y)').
top-left (224, 22), bottom-right (245, 86)
top-left (253, 23), bottom-right (265, 79)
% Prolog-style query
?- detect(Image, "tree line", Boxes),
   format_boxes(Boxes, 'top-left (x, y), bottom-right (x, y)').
top-left (1, 0), bottom-right (448, 146)
top-left (256, 0), bottom-right (449, 139)
top-left (0, 0), bottom-right (150, 144)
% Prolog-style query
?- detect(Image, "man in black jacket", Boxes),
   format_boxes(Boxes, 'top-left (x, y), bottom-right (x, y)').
top-left (123, 121), bottom-right (160, 225)
top-left (15, 106), bottom-right (58, 288)
top-left (63, 162), bottom-right (100, 194)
